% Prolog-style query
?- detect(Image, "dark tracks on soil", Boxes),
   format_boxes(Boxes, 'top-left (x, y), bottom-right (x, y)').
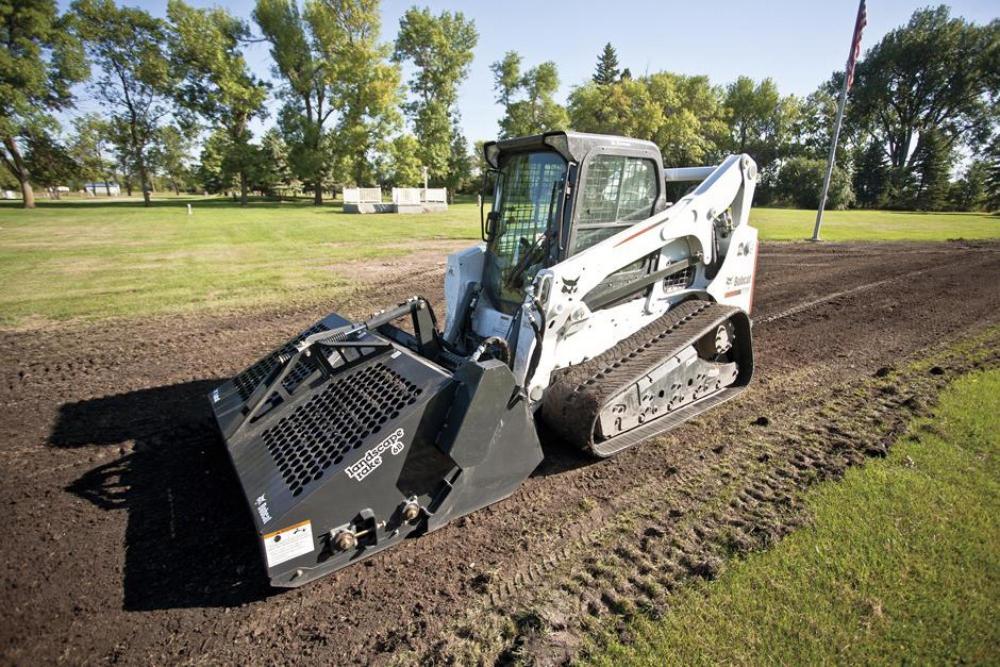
top-left (1, 240), bottom-right (999, 665)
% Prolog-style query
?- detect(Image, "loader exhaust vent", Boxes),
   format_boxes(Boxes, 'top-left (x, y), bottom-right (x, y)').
top-left (261, 362), bottom-right (422, 496)
top-left (234, 323), bottom-right (330, 400)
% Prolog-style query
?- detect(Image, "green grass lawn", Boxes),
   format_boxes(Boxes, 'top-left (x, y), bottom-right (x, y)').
top-left (0, 196), bottom-right (480, 325)
top-left (586, 369), bottom-right (1000, 665)
top-left (0, 196), bottom-right (996, 325)
top-left (753, 207), bottom-right (999, 242)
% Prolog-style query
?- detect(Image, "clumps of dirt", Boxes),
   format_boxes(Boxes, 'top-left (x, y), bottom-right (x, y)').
top-left (431, 331), bottom-right (1000, 665)
top-left (3, 241), bottom-right (999, 666)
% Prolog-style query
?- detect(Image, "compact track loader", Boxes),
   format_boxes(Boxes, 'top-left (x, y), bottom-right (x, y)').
top-left (209, 132), bottom-right (759, 587)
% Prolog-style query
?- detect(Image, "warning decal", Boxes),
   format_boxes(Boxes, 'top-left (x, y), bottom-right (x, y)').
top-left (262, 520), bottom-right (314, 568)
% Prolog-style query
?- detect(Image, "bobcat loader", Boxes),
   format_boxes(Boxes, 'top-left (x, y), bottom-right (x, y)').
top-left (209, 131), bottom-right (759, 587)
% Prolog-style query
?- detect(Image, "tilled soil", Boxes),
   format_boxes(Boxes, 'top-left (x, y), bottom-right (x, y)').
top-left (1, 240), bottom-right (999, 665)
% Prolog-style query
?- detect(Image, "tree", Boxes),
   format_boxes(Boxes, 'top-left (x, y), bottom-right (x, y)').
top-left (775, 156), bottom-right (854, 210)
top-left (0, 162), bottom-right (17, 190)
top-left (168, 0), bottom-right (268, 206)
top-left (255, 127), bottom-right (294, 197)
top-left (106, 116), bottom-right (137, 196)
top-left (69, 113), bottom-right (115, 195)
top-left (852, 140), bottom-right (889, 208)
top-left (568, 72), bottom-right (727, 166)
top-left (492, 52), bottom-right (568, 138)
top-left (910, 129), bottom-right (953, 211)
top-left (790, 81), bottom-right (854, 162)
top-left (394, 7), bottom-right (477, 186)
top-left (255, 0), bottom-right (336, 204)
top-left (1, 0), bottom-right (87, 208)
top-left (256, 0), bottom-right (396, 201)
top-left (380, 133), bottom-right (422, 186)
top-left (593, 42), bottom-right (620, 85)
top-left (948, 160), bottom-right (988, 211)
top-left (196, 129), bottom-right (232, 194)
top-left (149, 125), bottom-right (192, 195)
top-left (985, 136), bottom-right (1000, 212)
top-left (24, 132), bottom-right (78, 197)
top-left (646, 72), bottom-right (728, 166)
top-left (446, 128), bottom-right (473, 195)
top-left (722, 76), bottom-right (800, 181)
top-left (849, 6), bottom-right (998, 207)
top-left (313, 0), bottom-right (401, 187)
top-left (74, 0), bottom-right (173, 207)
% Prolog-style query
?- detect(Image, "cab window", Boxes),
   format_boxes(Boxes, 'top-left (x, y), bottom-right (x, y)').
top-left (573, 155), bottom-right (657, 252)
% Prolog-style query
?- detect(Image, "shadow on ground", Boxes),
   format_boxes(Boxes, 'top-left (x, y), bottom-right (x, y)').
top-left (51, 380), bottom-right (274, 611)
top-left (49, 370), bottom-right (595, 612)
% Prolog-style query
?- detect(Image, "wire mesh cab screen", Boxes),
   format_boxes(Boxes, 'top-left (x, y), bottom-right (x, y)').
top-left (484, 150), bottom-right (567, 311)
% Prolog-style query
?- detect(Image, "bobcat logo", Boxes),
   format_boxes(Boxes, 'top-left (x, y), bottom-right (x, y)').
top-left (255, 494), bottom-right (272, 524)
top-left (736, 240), bottom-right (754, 257)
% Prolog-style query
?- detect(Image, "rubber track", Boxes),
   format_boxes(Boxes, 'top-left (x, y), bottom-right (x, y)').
top-left (541, 300), bottom-right (741, 456)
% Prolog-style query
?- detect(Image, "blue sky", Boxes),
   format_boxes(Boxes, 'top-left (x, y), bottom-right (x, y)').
top-left (64, 0), bottom-right (999, 142)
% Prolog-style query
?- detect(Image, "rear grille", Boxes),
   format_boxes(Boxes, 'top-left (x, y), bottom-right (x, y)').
top-left (664, 266), bottom-right (694, 292)
top-left (233, 323), bottom-right (329, 400)
top-left (261, 362), bottom-right (422, 496)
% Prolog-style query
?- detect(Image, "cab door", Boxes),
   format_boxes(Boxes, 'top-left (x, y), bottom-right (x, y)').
top-left (567, 148), bottom-right (664, 308)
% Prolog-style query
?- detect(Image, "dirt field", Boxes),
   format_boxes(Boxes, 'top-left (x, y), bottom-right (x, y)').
top-left (2, 240), bottom-right (999, 665)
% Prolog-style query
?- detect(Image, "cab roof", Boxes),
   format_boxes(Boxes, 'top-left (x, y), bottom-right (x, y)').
top-left (483, 131), bottom-right (661, 168)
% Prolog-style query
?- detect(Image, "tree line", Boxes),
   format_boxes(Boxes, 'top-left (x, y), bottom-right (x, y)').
top-left (1, 1), bottom-right (998, 212)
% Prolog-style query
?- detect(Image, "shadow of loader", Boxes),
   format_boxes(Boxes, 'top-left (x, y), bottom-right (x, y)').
top-left (51, 379), bottom-right (274, 611)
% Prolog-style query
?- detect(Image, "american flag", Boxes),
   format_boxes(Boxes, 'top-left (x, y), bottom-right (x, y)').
top-left (845, 0), bottom-right (868, 90)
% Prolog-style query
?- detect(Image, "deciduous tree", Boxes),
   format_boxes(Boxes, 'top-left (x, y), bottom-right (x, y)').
top-left (948, 160), bottom-right (988, 211)
top-left (722, 76), bottom-right (800, 177)
top-left (69, 113), bottom-right (115, 195)
top-left (24, 132), bottom-right (77, 197)
top-left (492, 52), bottom-right (568, 138)
top-left (150, 125), bottom-right (192, 195)
top-left (775, 156), bottom-right (853, 210)
top-left (394, 7), bottom-right (477, 186)
top-left (381, 133), bottom-right (422, 187)
top-left (74, 0), bottom-right (173, 206)
top-left (255, 0), bottom-right (336, 203)
top-left (569, 72), bottom-right (727, 166)
top-left (849, 6), bottom-right (997, 207)
top-left (168, 0), bottom-right (268, 205)
top-left (310, 0), bottom-right (401, 187)
top-left (0, 0), bottom-right (86, 207)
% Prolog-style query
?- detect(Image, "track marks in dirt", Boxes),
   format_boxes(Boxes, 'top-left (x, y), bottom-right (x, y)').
top-left (429, 332), bottom-right (1000, 665)
top-left (2, 241), bottom-right (1000, 666)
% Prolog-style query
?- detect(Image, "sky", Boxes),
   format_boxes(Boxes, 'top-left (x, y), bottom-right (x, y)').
top-left (62, 0), bottom-right (999, 143)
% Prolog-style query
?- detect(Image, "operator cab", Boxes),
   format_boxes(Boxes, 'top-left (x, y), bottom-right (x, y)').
top-left (481, 131), bottom-right (668, 314)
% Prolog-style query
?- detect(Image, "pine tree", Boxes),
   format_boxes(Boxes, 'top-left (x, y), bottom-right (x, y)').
top-left (911, 129), bottom-right (953, 211)
top-left (985, 136), bottom-right (1000, 212)
top-left (853, 141), bottom-right (889, 208)
top-left (593, 43), bottom-right (621, 85)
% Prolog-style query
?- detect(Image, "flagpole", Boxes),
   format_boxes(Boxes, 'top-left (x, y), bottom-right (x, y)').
top-left (812, 0), bottom-right (865, 242)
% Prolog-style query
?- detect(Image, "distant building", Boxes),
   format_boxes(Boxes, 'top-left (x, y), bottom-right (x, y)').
top-left (84, 182), bottom-right (121, 196)
top-left (1, 190), bottom-right (16, 200)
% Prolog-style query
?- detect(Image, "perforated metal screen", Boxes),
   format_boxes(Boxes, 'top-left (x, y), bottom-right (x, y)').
top-left (261, 362), bottom-right (422, 496)
top-left (233, 323), bottom-right (329, 401)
